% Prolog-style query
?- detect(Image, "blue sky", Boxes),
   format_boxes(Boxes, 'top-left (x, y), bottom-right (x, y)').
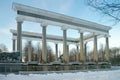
top-left (0, 0), bottom-right (120, 52)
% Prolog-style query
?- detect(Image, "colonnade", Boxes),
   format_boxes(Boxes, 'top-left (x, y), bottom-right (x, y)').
top-left (12, 20), bottom-right (110, 64)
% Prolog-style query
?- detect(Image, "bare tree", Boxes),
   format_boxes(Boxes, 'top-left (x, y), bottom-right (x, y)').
top-left (109, 47), bottom-right (120, 65)
top-left (35, 42), bottom-right (42, 63)
top-left (0, 43), bottom-right (8, 52)
top-left (46, 45), bottom-right (55, 63)
top-left (87, 51), bottom-right (94, 62)
top-left (69, 48), bottom-right (77, 62)
top-left (23, 41), bottom-right (34, 62)
top-left (0, 49), bottom-right (2, 52)
top-left (98, 44), bottom-right (105, 61)
top-left (87, 0), bottom-right (120, 23)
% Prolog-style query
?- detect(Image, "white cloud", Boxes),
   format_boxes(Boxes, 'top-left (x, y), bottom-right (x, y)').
top-left (0, 18), bottom-right (16, 34)
top-left (58, 0), bottom-right (75, 14)
top-left (37, 0), bottom-right (74, 14)
top-left (0, 26), bottom-right (15, 35)
top-left (38, 0), bottom-right (48, 9)
top-left (0, 28), bottom-right (9, 34)
top-left (0, 19), bottom-right (16, 52)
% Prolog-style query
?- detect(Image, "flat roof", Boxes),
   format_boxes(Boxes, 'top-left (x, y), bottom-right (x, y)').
top-left (12, 3), bottom-right (111, 35)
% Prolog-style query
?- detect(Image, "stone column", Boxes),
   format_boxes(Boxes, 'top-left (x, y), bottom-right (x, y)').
top-left (76, 44), bottom-right (79, 62)
top-left (28, 41), bottom-right (32, 62)
top-left (62, 27), bottom-right (68, 63)
top-left (17, 21), bottom-right (23, 61)
top-left (41, 24), bottom-right (47, 63)
top-left (37, 42), bottom-right (41, 63)
top-left (12, 39), bottom-right (16, 51)
top-left (93, 33), bottom-right (98, 62)
top-left (79, 31), bottom-right (84, 63)
top-left (105, 35), bottom-right (109, 62)
top-left (37, 42), bottom-right (42, 63)
top-left (67, 44), bottom-right (69, 61)
top-left (84, 42), bottom-right (87, 62)
top-left (55, 43), bottom-right (58, 61)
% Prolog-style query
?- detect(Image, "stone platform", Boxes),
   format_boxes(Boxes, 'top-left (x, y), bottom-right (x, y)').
top-left (0, 62), bottom-right (111, 73)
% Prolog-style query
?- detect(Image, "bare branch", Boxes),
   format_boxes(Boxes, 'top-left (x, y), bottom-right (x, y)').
top-left (87, 0), bottom-right (120, 24)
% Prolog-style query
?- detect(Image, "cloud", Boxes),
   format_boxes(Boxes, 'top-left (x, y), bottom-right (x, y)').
top-left (0, 18), bottom-right (16, 33)
top-left (38, 0), bottom-right (74, 14)
top-left (0, 28), bottom-right (9, 34)
top-left (38, 0), bottom-right (48, 9)
top-left (58, 0), bottom-right (75, 14)
top-left (0, 26), bottom-right (15, 35)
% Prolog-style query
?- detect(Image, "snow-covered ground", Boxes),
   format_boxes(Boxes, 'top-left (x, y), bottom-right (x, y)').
top-left (0, 68), bottom-right (120, 80)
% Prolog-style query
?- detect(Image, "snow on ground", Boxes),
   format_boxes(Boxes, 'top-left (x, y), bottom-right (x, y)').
top-left (0, 69), bottom-right (120, 80)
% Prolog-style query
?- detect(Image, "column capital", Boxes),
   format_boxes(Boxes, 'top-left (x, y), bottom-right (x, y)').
top-left (12, 38), bottom-right (16, 40)
top-left (61, 26), bottom-right (68, 30)
top-left (41, 23), bottom-right (48, 27)
top-left (104, 34), bottom-right (110, 38)
top-left (12, 36), bottom-right (16, 40)
top-left (27, 40), bottom-right (32, 42)
top-left (67, 43), bottom-right (70, 46)
top-left (16, 17), bottom-right (23, 23)
top-left (54, 42), bottom-right (59, 45)
top-left (75, 43), bottom-right (79, 47)
top-left (84, 41), bottom-right (88, 44)
top-left (93, 32), bottom-right (99, 36)
top-left (78, 30), bottom-right (84, 33)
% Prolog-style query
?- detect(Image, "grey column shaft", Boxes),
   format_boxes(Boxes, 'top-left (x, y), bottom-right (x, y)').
top-left (63, 30), bottom-right (68, 63)
top-left (17, 21), bottom-right (22, 61)
top-left (55, 43), bottom-right (58, 61)
top-left (42, 26), bottom-right (47, 63)
top-left (37, 42), bottom-right (41, 63)
top-left (105, 37), bottom-right (109, 62)
top-left (84, 43), bottom-right (87, 62)
top-left (80, 33), bottom-right (84, 62)
top-left (13, 39), bottom-right (16, 51)
top-left (28, 41), bottom-right (32, 62)
top-left (76, 45), bottom-right (79, 62)
top-left (94, 35), bottom-right (98, 62)
top-left (67, 45), bottom-right (69, 61)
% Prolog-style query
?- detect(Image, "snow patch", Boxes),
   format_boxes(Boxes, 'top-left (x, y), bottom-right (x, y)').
top-left (0, 69), bottom-right (120, 80)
